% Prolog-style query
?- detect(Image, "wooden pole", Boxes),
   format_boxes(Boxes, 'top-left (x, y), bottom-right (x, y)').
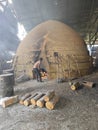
top-left (44, 90), bottom-right (55, 102)
top-left (45, 95), bottom-right (59, 110)
top-left (31, 93), bottom-right (45, 106)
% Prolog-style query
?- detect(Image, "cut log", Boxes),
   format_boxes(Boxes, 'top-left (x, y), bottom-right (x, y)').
top-left (44, 90), bottom-right (55, 102)
top-left (2, 95), bottom-right (18, 108)
top-left (36, 96), bottom-right (45, 108)
top-left (0, 97), bottom-right (9, 105)
top-left (24, 93), bottom-right (38, 106)
top-left (82, 81), bottom-right (94, 88)
top-left (45, 95), bottom-right (59, 110)
top-left (71, 82), bottom-right (80, 91)
top-left (19, 93), bottom-right (31, 105)
top-left (31, 93), bottom-right (45, 106)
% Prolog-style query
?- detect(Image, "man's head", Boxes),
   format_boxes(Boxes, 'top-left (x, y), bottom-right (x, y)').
top-left (39, 58), bottom-right (43, 61)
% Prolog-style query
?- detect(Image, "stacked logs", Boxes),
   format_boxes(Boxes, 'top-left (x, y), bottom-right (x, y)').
top-left (19, 90), bottom-right (59, 110)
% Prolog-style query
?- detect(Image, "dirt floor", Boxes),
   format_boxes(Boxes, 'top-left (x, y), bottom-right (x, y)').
top-left (0, 71), bottom-right (98, 130)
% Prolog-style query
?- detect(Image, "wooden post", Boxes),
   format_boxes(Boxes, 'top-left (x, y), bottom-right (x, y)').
top-left (44, 90), bottom-right (55, 102)
top-left (31, 93), bottom-right (45, 106)
top-left (19, 93), bottom-right (31, 105)
top-left (2, 95), bottom-right (18, 108)
top-left (24, 93), bottom-right (38, 106)
top-left (36, 96), bottom-right (45, 108)
top-left (46, 95), bottom-right (59, 110)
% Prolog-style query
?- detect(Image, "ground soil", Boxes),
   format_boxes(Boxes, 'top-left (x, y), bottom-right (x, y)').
top-left (0, 71), bottom-right (98, 130)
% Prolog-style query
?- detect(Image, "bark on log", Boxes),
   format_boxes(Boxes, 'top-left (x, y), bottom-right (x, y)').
top-left (19, 93), bottom-right (31, 105)
top-left (2, 95), bottom-right (18, 108)
top-left (0, 73), bottom-right (14, 97)
top-left (44, 90), bottom-right (55, 102)
top-left (45, 95), bottom-right (59, 110)
top-left (24, 93), bottom-right (38, 106)
top-left (82, 81), bottom-right (94, 88)
top-left (71, 82), bottom-right (80, 91)
top-left (36, 96), bottom-right (45, 108)
top-left (31, 93), bottom-right (45, 106)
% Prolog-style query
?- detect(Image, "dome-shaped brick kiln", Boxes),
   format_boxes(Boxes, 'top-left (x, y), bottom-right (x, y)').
top-left (13, 20), bottom-right (93, 79)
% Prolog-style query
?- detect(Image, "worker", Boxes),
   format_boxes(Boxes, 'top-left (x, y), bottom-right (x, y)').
top-left (32, 58), bottom-right (43, 82)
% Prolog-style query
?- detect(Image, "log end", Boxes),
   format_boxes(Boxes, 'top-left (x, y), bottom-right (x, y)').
top-left (24, 100), bottom-right (30, 106)
top-left (44, 96), bottom-right (49, 102)
top-left (37, 100), bottom-right (44, 108)
top-left (31, 99), bottom-right (36, 106)
top-left (71, 85), bottom-right (76, 91)
top-left (46, 102), bottom-right (54, 110)
top-left (19, 100), bottom-right (24, 105)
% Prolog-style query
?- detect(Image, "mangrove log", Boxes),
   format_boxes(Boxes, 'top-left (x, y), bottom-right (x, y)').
top-left (36, 96), bottom-right (45, 108)
top-left (44, 90), bottom-right (55, 102)
top-left (45, 95), bottom-right (59, 110)
top-left (2, 95), bottom-right (18, 108)
top-left (24, 93), bottom-right (38, 106)
top-left (19, 93), bottom-right (31, 105)
top-left (31, 93), bottom-right (45, 106)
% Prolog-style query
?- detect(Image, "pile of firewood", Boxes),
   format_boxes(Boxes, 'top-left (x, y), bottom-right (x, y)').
top-left (19, 90), bottom-right (59, 110)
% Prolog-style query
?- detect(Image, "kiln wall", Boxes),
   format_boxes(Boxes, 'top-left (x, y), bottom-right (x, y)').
top-left (14, 20), bottom-right (93, 79)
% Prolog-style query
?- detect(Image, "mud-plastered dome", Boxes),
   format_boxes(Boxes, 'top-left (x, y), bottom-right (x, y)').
top-left (14, 20), bottom-right (93, 79)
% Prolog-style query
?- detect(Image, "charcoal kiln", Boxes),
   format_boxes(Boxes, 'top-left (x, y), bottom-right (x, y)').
top-left (13, 20), bottom-right (93, 79)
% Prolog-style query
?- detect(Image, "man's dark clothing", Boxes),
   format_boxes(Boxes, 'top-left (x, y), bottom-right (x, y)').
top-left (33, 68), bottom-right (41, 81)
